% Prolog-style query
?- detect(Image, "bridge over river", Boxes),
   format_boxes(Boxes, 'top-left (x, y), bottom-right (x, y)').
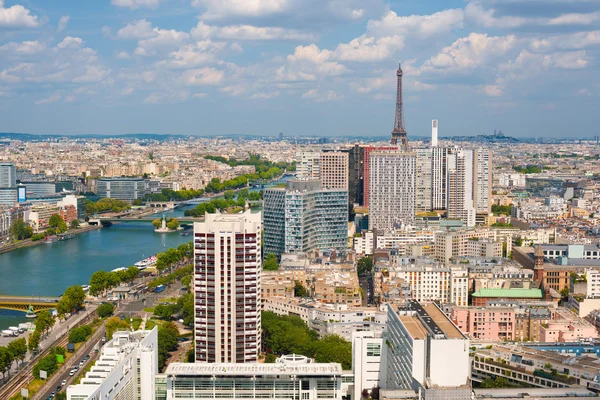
top-left (0, 296), bottom-right (59, 314)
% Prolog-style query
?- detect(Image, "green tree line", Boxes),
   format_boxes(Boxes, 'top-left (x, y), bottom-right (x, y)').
top-left (88, 266), bottom-right (140, 296)
top-left (144, 188), bottom-right (204, 202)
top-left (85, 198), bottom-right (131, 216)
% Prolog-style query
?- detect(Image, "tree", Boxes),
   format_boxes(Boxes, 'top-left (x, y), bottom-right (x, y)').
top-left (560, 287), bottom-right (570, 300)
top-left (224, 190), bottom-right (235, 200)
top-left (48, 214), bottom-right (65, 229)
top-left (68, 326), bottom-right (92, 343)
top-left (177, 292), bottom-right (194, 326)
top-left (154, 304), bottom-right (177, 320)
top-left (89, 270), bottom-right (111, 296)
top-left (70, 219), bottom-right (80, 229)
top-left (0, 346), bottom-right (13, 380)
top-left (357, 256), bottom-right (373, 276)
top-left (311, 335), bottom-right (352, 369)
top-left (263, 254), bottom-right (279, 271)
top-left (10, 219), bottom-right (33, 240)
top-left (157, 322), bottom-right (179, 370)
top-left (35, 310), bottom-right (55, 336)
top-left (480, 377), bottom-right (511, 388)
top-left (167, 218), bottom-right (179, 231)
top-left (152, 219), bottom-right (162, 229)
top-left (294, 281), bottom-right (310, 298)
top-left (7, 338), bottom-right (27, 369)
top-left (97, 303), bottom-right (115, 318)
top-left (33, 354), bottom-right (58, 379)
top-left (28, 330), bottom-right (41, 352)
top-left (106, 317), bottom-right (130, 339)
top-left (57, 285), bottom-right (86, 317)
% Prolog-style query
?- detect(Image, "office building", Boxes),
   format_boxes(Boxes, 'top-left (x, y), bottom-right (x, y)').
top-left (66, 328), bottom-right (158, 400)
top-left (386, 301), bottom-right (470, 392)
top-left (96, 177), bottom-right (148, 202)
top-left (193, 210), bottom-right (262, 363)
top-left (155, 356), bottom-right (346, 400)
top-left (0, 162), bottom-right (16, 188)
top-left (20, 181), bottom-right (74, 196)
top-left (347, 144), bottom-right (364, 206)
top-left (263, 179), bottom-right (348, 258)
top-left (320, 151), bottom-right (348, 190)
top-left (369, 151), bottom-right (416, 231)
top-left (353, 332), bottom-right (387, 400)
top-left (363, 146), bottom-right (397, 207)
top-left (296, 151), bottom-right (321, 179)
top-left (447, 149), bottom-right (476, 227)
top-left (0, 188), bottom-right (18, 206)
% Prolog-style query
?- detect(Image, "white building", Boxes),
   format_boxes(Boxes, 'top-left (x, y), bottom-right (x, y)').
top-left (354, 231), bottom-right (374, 255)
top-left (447, 149), bottom-right (476, 227)
top-left (497, 173), bottom-right (526, 188)
top-left (415, 149), bottom-right (432, 213)
top-left (67, 328), bottom-right (158, 400)
top-left (155, 356), bottom-right (347, 400)
top-left (390, 259), bottom-right (469, 306)
top-left (193, 210), bottom-right (262, 363)
top-left (474, 148), bottom-right (492, 214)
top-left (352, 332), bottom-right (387, 400)
top-left (369, 151), bottom-right (416, 231)
top-left (386, 301), bottom-right (470, 393)
top-left (296, 151), bottom-right (321, 179)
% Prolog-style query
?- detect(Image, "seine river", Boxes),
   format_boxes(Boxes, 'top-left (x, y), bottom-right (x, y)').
top-left (0, 175), bottom-right (291, 329)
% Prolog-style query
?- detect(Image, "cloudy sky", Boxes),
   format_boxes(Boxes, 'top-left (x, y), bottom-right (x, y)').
top-left (0, 0), bottom-right (598, 138)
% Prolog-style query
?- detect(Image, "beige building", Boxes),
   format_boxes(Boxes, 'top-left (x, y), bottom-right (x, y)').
top-left (313, 271), bottom-right (361, 306)
top-left (434, 229), bottom-right (501, 262)
top-left (320, 151), bottom-right (348, 190)
top-left (262, 270), bottom-right (306, 299)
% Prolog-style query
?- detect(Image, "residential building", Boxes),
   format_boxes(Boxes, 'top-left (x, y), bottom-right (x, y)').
top-left (347, 144), bottom-right (365, 206)
top-left (447, 149), bottom-right (476, 227)
top-left (363, 146), bottom-right (397, 207)
top-left (473, 148), bottom-right (492, 214)
top-left (471, 288), bottom-right (544, 307)
top-left (296, 151), bottom-right (321, 179)
top-left (539, 308), bottom-right (598, 343)
top-left (0, 162), bottom-right (16, 188)
top-left (354, 231), bottom-right (375, 255)
top-left (313, 271), bottom-right (361, 307)
top-left (0, 206), bottom-right (24, 240)
top-left (433, 229), bottom-right (500, 262)
top-left (263, 179), bottom-right (348, 258)
top-left (451, 307), bottom-right (516, 341)
top-left (0, 187), bottom-right (17, 206)
top-left (193, 210), bottom-right (262, 363)
top-left (66, 328), bottom-right (158, 400)
top-left (155, 356), bottom-right (347, 400)
top-left (431, 147), bottom-right (449, 211)
top-left (353, 332), bottom-right (387, 400)
top-left (385, 301), bottom-right (470, 393)
top-left (320, 151), bottom-right (348, 190)
top-left (415, 148), bottom-right (432, 213)
top-left (262, 270), bottom-right (306, 299)
top-left (369, 150), bottom-right (416, 231)
top-left (96, 177), bottom-right (148, 202)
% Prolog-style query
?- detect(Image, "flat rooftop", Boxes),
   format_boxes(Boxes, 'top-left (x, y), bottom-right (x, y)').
top-left (395, 301), bottom-right (465, 340)
top-left (164, 362), bottom-right (343, 376)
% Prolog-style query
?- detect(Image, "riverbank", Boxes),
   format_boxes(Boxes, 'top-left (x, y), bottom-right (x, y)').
top-left (0, 224), bottom-right (102, 255)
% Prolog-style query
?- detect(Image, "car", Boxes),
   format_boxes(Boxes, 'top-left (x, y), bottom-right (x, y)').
top-left (51, 391), bottom-right (55, 396)
top-left (79, 360), bottom-right (84, 366)
top-left (69, 370), bottom-right (75, 376)
top-left (61, 379), bottom-right (67, 386)
top-left (73, 366), bottom-right (79, 371)
top-left (56, 385), bottom-right (62, 391)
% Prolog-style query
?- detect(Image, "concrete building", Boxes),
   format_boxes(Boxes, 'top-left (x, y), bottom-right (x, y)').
top-left (155, 356), bottom-right (346, 400)
top-left (451, 307), bottom-right (516, 341)
top-left (0, 162), bottom-right (16, 188)
top-left (369, 151), bottom-right (416, 231)
top-left (473, 148), bottom-right (492, 214)
top-left (320, 151), bottom-right (348, 190)
top-left (471, 288), bottom-right (544, 307)
top-left (415, 149), bottom-right (432, 213)
top-left (313, 271), bottom-right (362, 307)
top-left (446, 149), bottom-right (476, 227)
top-left (0, 187), bottom-right (17, 207)
top-left (347, 144), bottom-right (365, 206)
top-left (263, 179), bottom-right (348, 258)
top-left (296, 151), bottom-right (321, 179)
top-left (193, 210), bottom-right (262, 363)
top-left (353, 332), bottom-right (387, 400)
top-left (96, 177), bottom-right (148, 202)
top-left (0, 206), bottom-right (24, 240)
top-left (434, 229), bottom-right (501, 262)
top-left (67, 328), bottom-right (158, 400)
top-left (539, 308), bottom-right (598, 343)
top-left (386, 301), bottom-right (470, 394)
top-left (363, 146), bottom-right (397, 208)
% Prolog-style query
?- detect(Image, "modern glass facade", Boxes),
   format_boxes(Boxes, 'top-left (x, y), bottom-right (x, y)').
top-left (0, 162), bottom-right (16, 188)
top-left (96, 178), bottom-right (148, 201)
top-left (263, 180), bottom-right (348, 258)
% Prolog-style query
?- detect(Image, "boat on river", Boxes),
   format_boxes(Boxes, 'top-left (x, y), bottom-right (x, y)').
top-left (135, 254), bottom-right (157, 269)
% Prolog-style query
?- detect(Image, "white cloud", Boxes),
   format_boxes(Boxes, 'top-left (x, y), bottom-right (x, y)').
top-left (121, 87), bottom-right (134, 96)
top-left (182, 67), bottom-right (224, 85)
top-left (35, 93), bottom-right (61, 104)
top-left (193, 92), bottom-right (208, 98)
top-left (530, 31), bottom-right (600, 52)
top-left (0, 40), bottom-right (44, 55)
top-left (191, 21), bottom-right (315, 41)
top-left (159, 44), bottom-right (216, 68)
top-left (73, 65), bottom-right (111, 83)
top-left (250, 91), bottom-right (280, 99)
top-left (366, 9), bottom-right (464, 38)
top-left (577, 88), bottom-right (594, 96)
top-left (144, 91), bottom-right (189, 103)
top-left (287, 44), bottom-right (331, 63)
top-left (482, 84), bottom-right (503, 96)
top-left (58, 36), bottom-right (84, 49)
top-left (334, 35), bottom-right (404, 62)
top-left (134, 28), bottom-right (190, 57)
top-left (57, 16), bottom-right (69, 32)
top-left (117, 20), bottom-right (155, 40)
top-left (111, 0), bottom-right (165, 10)
top-left (302, 88), bottom-right (342, 102)
top-left (64, 95), bottom-right (75, 102)
top-left (191, 0), bottom-right (290, 20)
top-left (117, 51), bottom-right (130, 59)
top-left (0, 1), bottom-right (39, 28)
top-left (547, 11), bottom-right (600, 26)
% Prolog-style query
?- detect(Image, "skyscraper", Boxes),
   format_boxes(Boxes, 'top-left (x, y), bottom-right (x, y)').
top-left (415, 149), bottom-right (433, 213)
top-left (347, 144), bottom-right (364, 206)
top-left (363, 146), bottom-right (397, 207)
top-left (473, 148), bottom-right (492, 214)
top-left (0, 162), bottom-right (16, 188)
top-left (369, 151), bottom-right (416, 231)
top-left (446, 149), bottom-right (476, 227)
top-left (295, 151), bottom-right (321, 179)
top-left (390, 63), bottom-right (409, 151)
top-left (263, 179), bottom-right (348, 258)
top-left (320, 151), bottom-right (348, 190)
top-left (431, 119), bottom-right (438, 147)
top-left (193, 210), bottom-right (262, 363)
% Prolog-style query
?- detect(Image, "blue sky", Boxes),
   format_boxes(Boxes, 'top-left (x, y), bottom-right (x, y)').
top-left (0, 0), bottom-right (598, 138)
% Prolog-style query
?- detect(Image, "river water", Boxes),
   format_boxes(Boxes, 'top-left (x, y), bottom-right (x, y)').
top-left (0, 176), bottom-right (291, 329)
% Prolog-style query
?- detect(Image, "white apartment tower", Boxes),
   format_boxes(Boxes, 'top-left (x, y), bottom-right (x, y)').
top-left (474, 148), bottom-right (492, 214)
top-left (447, 149), bottom-right (476, 227)
top-left (415, 149), bottom-right (433, 213)
top-left (193, 210), bottom-right (262, 363)
top-left (431, 119), bottom-right (438, 147)
top-left (296, 151), bottom-right (321, 179)
top-left (369, 150), bottom-right (416, 231)
top-left (431, 147), bottom-right (449, 211)
top-left (320, 151), bottom-right (349, 190)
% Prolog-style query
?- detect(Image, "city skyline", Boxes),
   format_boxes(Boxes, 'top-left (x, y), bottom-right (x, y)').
top-left (0, 0), bottom-right (598, 138)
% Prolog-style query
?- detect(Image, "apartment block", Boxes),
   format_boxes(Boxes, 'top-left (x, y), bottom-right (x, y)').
top-left (193, 210), bottom-right (262, 363)
top-left (320, 151), bottom-right (348, 190)
top-left (451, 307), bottom-right (516, 341)
top-left (296, 151), bottom-right (321, 179)
top-left (434, 229), bottom-right (500, 262)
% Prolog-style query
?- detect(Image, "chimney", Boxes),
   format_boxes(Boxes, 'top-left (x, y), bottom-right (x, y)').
top-left (432, 119), bottom-right (438, 147)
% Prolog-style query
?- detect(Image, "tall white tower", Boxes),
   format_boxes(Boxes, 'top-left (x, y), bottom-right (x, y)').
top-left (193, 210), bottom-right (262, 363)
top-left (431, 120), bottom-right (438, 147)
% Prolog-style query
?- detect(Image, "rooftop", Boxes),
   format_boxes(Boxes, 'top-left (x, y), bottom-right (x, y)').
top-left (395, 301), bottom-right (465, 340)
top-left (163, 361), bottom-right (343, 376)
top-left (471, 288), bottom-right (543, 299)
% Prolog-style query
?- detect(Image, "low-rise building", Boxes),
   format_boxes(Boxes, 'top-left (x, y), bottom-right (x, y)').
top-left (539, 308), bottom-right (598, 343)
top-left (451, 307), bottom-right (516, 341)
top-left (314, 271), bottom-right (361, 306)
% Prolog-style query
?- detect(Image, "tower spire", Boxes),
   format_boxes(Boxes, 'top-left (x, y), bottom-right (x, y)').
top-left (391, 61), bottom-right (409, 150)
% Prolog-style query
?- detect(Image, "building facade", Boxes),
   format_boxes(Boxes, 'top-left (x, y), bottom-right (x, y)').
top-left (0, 162), bottom-right (16, 188)
top-left (193, 210), bottom-right (262, 363)
top-left (96, 178), bottom-right (148, 202)
top-left (369, 151), bottom-right (416, 231)
top-left (263, 180), bottom-right (348, 258)
top-left (320, 151), bottom-right (348, 190)
top-left (296, 151), bottom-right (321, 179)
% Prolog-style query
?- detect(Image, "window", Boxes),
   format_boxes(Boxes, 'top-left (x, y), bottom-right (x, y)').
top-left (367, 343), bottom-right (381, 357)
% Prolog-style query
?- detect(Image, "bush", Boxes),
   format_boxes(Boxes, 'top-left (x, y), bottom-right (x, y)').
top-left (97, 303), bottom-right (115, 318)
top-left (33, 354), bottom-right (58, 379)
top-left (31, 233), bottom-right (45, 241)
top-left (68, 326), bottom-right (92, 344)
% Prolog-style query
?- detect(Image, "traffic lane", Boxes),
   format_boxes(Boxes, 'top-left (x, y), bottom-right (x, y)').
top-left (37, 330), bottom-right (105, 400)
